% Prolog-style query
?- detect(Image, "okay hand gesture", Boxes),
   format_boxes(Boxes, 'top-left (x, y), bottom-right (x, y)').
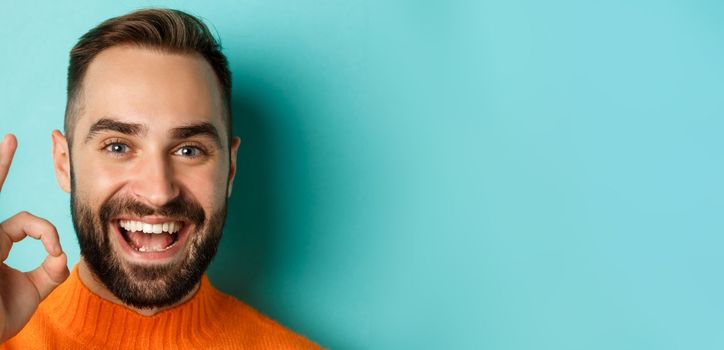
top-left (0, 134), bottom-right (69, 343)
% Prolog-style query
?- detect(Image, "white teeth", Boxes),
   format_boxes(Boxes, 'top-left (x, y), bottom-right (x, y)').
top-left (120, 220), bottom-right (182, 234)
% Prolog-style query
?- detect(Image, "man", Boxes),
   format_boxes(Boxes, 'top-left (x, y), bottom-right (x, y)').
top-left (0, 8), bottom-right (320, 349)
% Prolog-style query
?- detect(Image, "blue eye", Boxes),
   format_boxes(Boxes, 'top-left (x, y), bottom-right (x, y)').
top-left (106, 143), bottom-right (129, 154)
top-left (175, 146), bottom-right (203, 157)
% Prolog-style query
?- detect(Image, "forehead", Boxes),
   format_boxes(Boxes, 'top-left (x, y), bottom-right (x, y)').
top-left (75, 45), bottom-right (225, 140)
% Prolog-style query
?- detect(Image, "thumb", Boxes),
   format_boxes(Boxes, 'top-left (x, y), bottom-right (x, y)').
top-left (25, 252), bottom-right (70, 300)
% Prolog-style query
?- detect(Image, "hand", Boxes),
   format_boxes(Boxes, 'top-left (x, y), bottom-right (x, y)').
top-left (0, 134), bottom-right (70, 343)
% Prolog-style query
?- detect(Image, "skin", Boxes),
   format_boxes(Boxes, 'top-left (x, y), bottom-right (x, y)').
top-left (0, 45), bottom-right (240, 341)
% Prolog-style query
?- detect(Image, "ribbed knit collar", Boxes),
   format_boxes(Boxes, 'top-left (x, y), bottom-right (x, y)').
top-left (41, 264), bottom-right (228, 348)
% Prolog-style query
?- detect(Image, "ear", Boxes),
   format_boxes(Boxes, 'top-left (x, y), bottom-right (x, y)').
top-left (226, 136), bottom-right (241, 197)
top-left (51, 130), bottom-right (71, 193)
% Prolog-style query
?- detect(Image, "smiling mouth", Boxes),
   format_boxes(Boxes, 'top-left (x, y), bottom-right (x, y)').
top-left (118, 219), bottom-right (185, 252)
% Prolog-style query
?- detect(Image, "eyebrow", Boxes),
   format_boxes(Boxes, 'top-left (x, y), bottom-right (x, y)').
top-left (84, 118), bottom-right (147, 144)
top-left (84, 118), bottom-right (223, 148)
top-left (170, 122), bottom-right (222, 148)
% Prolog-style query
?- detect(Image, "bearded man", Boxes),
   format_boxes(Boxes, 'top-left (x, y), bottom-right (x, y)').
top-left (0, 8), bottom-right (320, 349)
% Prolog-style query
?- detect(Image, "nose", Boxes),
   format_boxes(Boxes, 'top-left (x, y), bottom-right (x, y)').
top-left (129, 152), bottom-right (180, 208)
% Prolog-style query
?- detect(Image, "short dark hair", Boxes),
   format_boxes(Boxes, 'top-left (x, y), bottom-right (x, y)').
top-left (64, 8), bottom-right (232, 146)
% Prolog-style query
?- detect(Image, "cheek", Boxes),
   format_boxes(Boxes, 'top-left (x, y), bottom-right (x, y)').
top-left (72, 154), bottom-right (124, 204)
top-left (175, 164), bottom-right (229, 208)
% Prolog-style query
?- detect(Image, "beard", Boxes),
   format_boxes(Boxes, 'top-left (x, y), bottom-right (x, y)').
top-left (70, 187), bottom-right (227, 309)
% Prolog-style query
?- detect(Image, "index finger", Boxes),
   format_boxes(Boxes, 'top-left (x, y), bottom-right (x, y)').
top-left (0, 211), bottom-right (63, 261)
top-left (0, 133), bottom-right (18, 192)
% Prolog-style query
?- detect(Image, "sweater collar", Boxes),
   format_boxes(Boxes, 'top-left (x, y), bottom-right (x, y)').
top-left (41, 264), bottom-right (227, 347)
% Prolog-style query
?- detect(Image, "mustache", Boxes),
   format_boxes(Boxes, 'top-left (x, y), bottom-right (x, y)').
top-left (98, 195), bottom-right (206, 227)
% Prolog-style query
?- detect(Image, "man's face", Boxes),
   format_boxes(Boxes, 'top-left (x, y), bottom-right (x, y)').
top-left (63, 46), bottom-right (238, 309)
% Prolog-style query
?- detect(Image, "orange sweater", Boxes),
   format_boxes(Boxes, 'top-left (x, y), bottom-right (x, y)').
top-left (1, 265), bottom-right (321, 349)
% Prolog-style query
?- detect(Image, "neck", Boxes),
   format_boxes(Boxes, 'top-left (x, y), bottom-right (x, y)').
top-left (77, 257), bottom-right (200, 316)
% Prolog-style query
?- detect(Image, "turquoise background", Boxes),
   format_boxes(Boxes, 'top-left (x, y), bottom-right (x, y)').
top-left (1, 0), bottom-right (724, 349)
